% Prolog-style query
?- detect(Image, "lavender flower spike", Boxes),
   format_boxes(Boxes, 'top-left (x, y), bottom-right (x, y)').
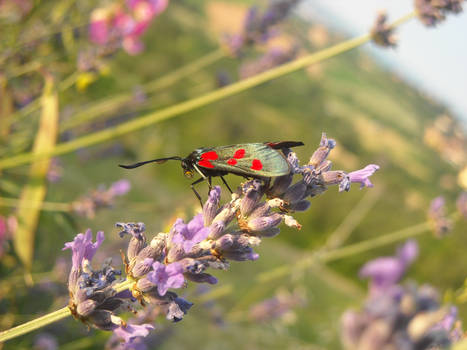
top-left (147, 262), bottom-right (185, 296)
top-left (348, 164), bottom-right (380, 189)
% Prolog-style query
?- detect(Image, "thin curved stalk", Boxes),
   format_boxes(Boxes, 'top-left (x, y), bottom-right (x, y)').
top-left (0, 12), bottom-right (417, 171)
top-left (59, 48), bottom-right (226, 133)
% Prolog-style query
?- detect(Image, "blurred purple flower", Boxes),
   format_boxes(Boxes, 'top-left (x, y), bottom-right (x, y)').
top-left (428, 196), bottom-right (452, 237)
top-left (113, 323), bottom-right (154, 346)
top-left (171, 214), bottom-right (210, 253)
top-left (371, 11), bottom-right (397, 47)
top-left (415, 0), bottom-right (464, 26)
top-left (457, 192), bottom-right (467, 219)
top-left (359, 240), bottom-right (418, 295)
top-left (33, 333), bottom-right (58, 350)
top-left (348, 164), bottom-right (380, 189)
top-left (71, 180), bottom-right (131, 218)
top-left (110, 179), bottom-right (131, 196)
top-left (147, 261), bottom-right (185, 296)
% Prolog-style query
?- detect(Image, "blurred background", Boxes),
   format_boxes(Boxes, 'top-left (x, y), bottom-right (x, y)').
top-left (0, 0), bottom-right (466, 349)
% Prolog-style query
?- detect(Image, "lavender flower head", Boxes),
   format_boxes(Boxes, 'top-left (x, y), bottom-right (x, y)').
top-left (224, 0), bottom-right (301, 56)
top-left (414, 0), bottom-right (464, 26)
top-left (341, 240), bottom-right (462, 349)
top-left (370, 11), bottom-right (397, 48)
top-left (457, 191), bottom-right (467, 219)
top-left (359, 239), bottom-right (418, 296)
top-left (428, 196), bottom-right (452, 238)
top-left (63, 133), bottom-right (380, 345)
top-left (71, 179), bottom-right (131, 219)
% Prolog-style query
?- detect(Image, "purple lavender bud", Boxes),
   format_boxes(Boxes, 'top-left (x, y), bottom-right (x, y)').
top-left (212, 200), bottom-right (239, 225)
top-left (208, 221), bottom-right (226, 240)
top-left (136, 277), bottom-right (156, 293)
top-left (216, 234), bottom-right (234, 250)
top-left (240, 180), bottom-right (263, 216)
top-left (457, 192), bottom-right (467, 219)
top-left (249, 202), bottom-right (271, 219)
top-left (184, 272), bottom-right (218, 284)
top-left (321, 171), bottom-right (347, 187)
top-left (415, 0), bottom-right (464, 26)
top-left (110, 179), bottom-right (131, 196)
top-left (147, 262), bottom-right (185, 296)
top-left (76, 299), bottom-right (98, 317)
top-left (247, 213), bottom-right (283, 232)
top-left (113, 323), bottom-right (154, 345)
top-left (348, 164), bottom-right (380, 189)
top-left (283, 181), bottom-right (307, 203)
top-left (268, 174), bottom-right (293, 197)
top-left (288, 200), bottom-right (310, 212)
top-left (223, 250), bottom-right (259, 261)
top-left (132, 258), bottom-right (154, 278)
top-left (308, 133), bottom-right (336, 167)
top-left (88, 310), bottom-right (121, 331)
top-left (203, 186), bottom-right (221, 226)
top-left (257, 227), bottom-right (280, 238)
top-left (167, 297), bottom-right (193, 322)
top-left (117, 222), bottom-right (147, 260)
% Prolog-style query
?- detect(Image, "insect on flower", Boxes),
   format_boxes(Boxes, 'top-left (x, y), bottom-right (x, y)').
top-left (119, 141), bottom-right (304, 204)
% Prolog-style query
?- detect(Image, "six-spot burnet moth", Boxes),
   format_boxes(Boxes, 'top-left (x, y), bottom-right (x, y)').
top-left (119, 141), bottom-right (304, 205)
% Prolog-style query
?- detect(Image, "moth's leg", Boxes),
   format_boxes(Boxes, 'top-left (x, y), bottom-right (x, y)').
top-left (208, 176), bottom-right (212, 194)
top-left (191, 177), bottom-right (205, 207)
top-left (220, 176), bottom-right (233, 193)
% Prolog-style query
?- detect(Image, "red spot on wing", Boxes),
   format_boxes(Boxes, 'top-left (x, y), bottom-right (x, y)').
top-left (201, 151), bottom-right (218, 160)
top-left (227, 158), bottom-right (237, 165)
top-left (233, 149), bottom-right (245, 159)
top-left (251, 159), bottom-right (263, 170)
top-left (198, 159), bottom-right (215, 168)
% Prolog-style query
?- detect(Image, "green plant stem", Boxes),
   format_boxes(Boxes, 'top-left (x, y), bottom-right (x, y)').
top-left (0, 279), bottom-right (133, 343)
top-left (0, 11), bottom-right (416, 171)
top-left (59, 48), bottom-right (226, 133)
top-left (0, 197), bottom-right (71, 211)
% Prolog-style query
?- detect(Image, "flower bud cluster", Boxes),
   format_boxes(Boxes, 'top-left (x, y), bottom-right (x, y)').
top-left (224, 0), bottom-right (301, 57)
top-left (414, 0), bottom-right (464, 26)
top-left (63, 230), bottom-right (129, 331)
top-left (64, 133), bottom-right (380, 347)
top-left (71, 180), bottom-right (131, 219)
top-left (341, 240), bottom-right (463, 349)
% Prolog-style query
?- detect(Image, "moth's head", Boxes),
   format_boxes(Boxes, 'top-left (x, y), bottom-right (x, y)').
top-left (181, 159), bottom-right (194, 178)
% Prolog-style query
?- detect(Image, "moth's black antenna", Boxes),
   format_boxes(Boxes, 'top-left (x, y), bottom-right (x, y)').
top-left (119, 156), bottom-right (183, 169)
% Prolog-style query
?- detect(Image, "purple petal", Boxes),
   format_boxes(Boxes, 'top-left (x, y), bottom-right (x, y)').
top-left (110, 180), bottom-right (131, 196)
top-left (396, 240), bottom-right (418, 266)
top-left (348, 164), bottom-right (380, 189)
top-left (113, 323), bottom-right (154, 344)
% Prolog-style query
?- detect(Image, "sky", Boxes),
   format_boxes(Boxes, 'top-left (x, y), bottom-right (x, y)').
top-left (298, 1), bottom-right (467, 125)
